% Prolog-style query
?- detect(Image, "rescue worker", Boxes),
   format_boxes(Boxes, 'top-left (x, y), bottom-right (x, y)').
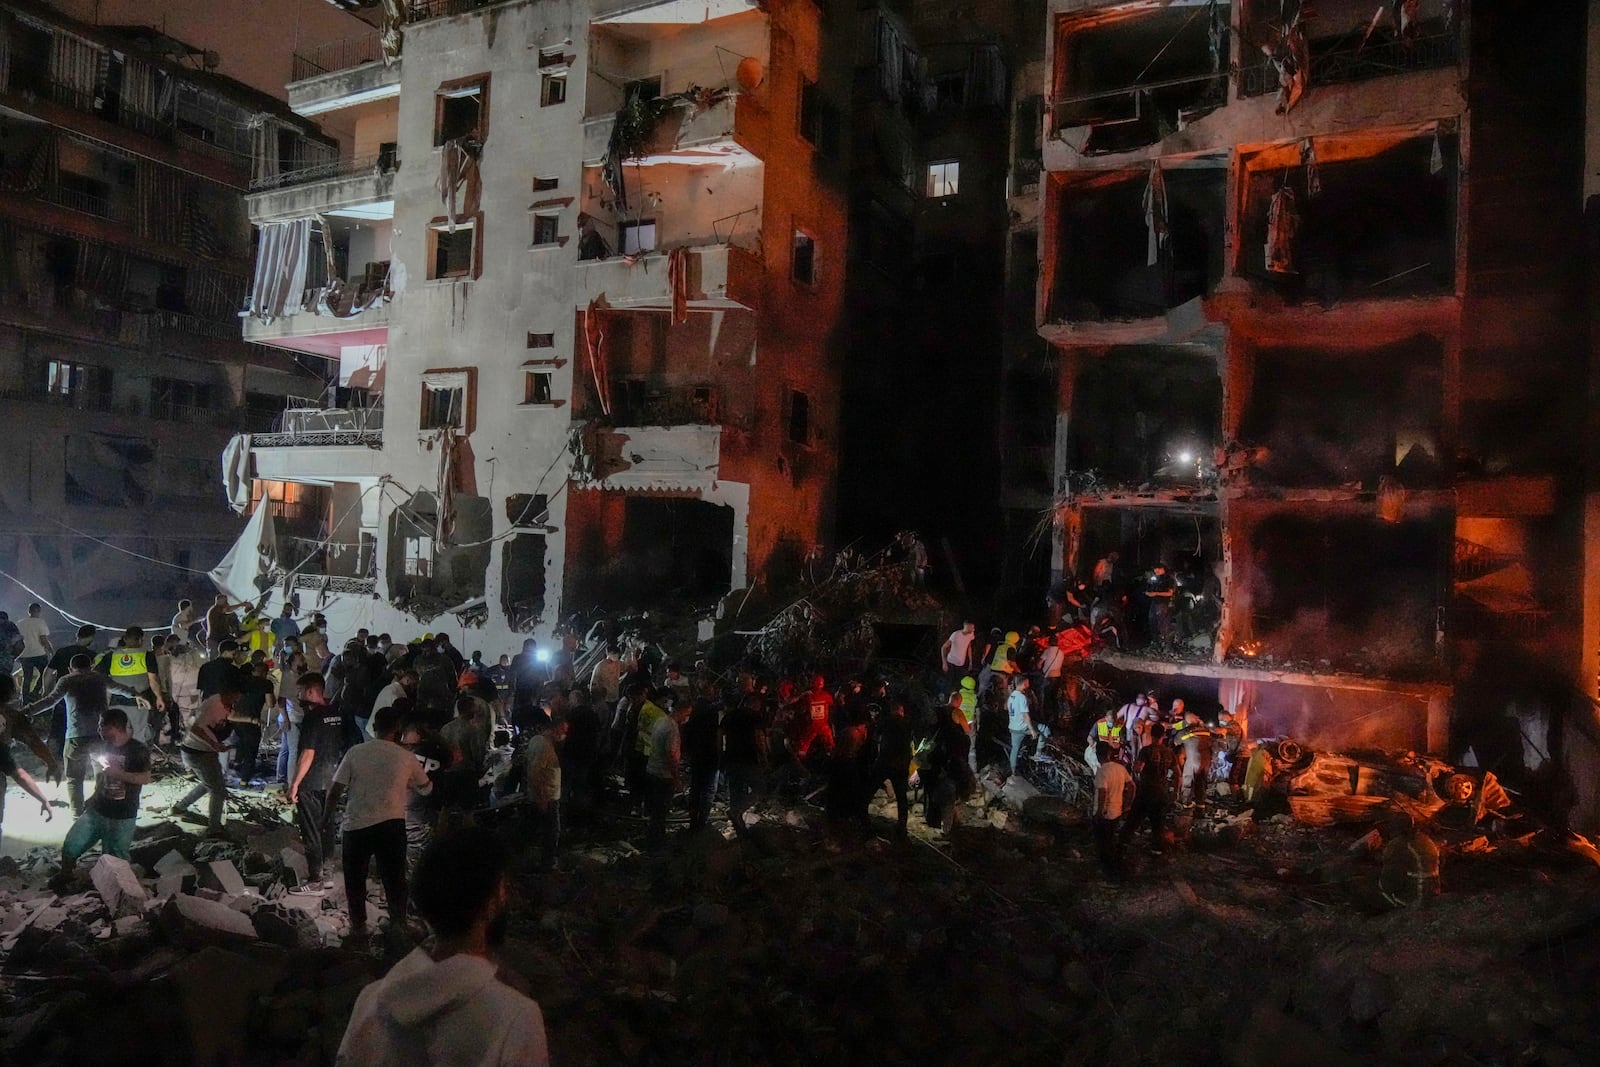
top-left (1084, 704), bottom-right (1125, 771)
top-left (96, 627), bottom-right (167, 746)
top-left (977, 630), bottom-right (1020, 696)
top-left (792, 674), bottom-right (834, 760)
top-left (956, 676), bottom-right (979, 773)
top-left (1171, 704), bottom-right (1208, 806)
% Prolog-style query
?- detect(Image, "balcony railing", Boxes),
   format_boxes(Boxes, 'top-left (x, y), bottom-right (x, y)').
top-left (291, 31), bottom-right (384, 81)
top-left (38, 184), bottom-right (124, 221)
top-left (0, 386), bottom-right (117, 414)
top-left (249, 152), bottom-right (399, 192)
top-left (253, 405), bottom-right (385, 447)
top-left (4, 74), bottom-right (250, 165)
top-left (409, 0), bottom-right (500, 21)
top-left (1238, 30), bottom-right (1459, 98)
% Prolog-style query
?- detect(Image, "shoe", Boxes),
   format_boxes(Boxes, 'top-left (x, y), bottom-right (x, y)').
top-left (289, 880), bottom-right (329, 894)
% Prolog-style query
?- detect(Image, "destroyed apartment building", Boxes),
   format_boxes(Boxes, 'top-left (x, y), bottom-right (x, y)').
top-left (220, 0), bottom-right (845, 642)
top-left (1022, 1), bottom-right (1588, 772)
top-left (0, 0), bottom-right (330, 625)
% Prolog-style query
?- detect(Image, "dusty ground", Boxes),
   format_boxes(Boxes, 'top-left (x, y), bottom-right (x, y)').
top-left (0, 754), bottom-right (1597, 1067)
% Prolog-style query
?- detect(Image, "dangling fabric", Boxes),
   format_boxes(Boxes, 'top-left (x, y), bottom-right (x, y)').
top-left (1300, 138), bottom-right (1321, 198)
top-left (1143, 164), bottom-right (1168, 267)
top-left (247, 218), bottom-right (312, 322)
top-left (380, 0), bottom-right (407, 65)
top-left (666, 246), bottom-right (689, 325)
top-left (436, 138), bottom-right (481, 230)
top-left (583, 300), bottom-right (612, 417)
top-left (1265, 185), bottom-right (1299, 275)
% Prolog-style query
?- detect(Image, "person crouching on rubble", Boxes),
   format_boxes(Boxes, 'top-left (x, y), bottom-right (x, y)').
top-left (336, 827), bottom-right (550, 1066)
top-left (60, 708), bottom-right (150, 872)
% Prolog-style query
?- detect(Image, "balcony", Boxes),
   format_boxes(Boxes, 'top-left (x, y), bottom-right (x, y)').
top-left (585, 424), bottom-right (723, 489)
top-left (573, 243), bottom-right (761, 312)
top-left (581, 93), bottom-right (757, 166)
top-left (254, 405), bottom-right (385, 448)
top-left (243, 291), bottom-right (390, 356)
top-left (246, 154), bottom-right (399, 222)
top-left (38, 184), bottom-right (125, 222)
top-left (286, 32), bottom-right (401, 118)
top-left (1238, 29), bottom-right (1459, 99)
top-left (591, 0), bottom-right (760, 24)
top-left (237, 406), bottom-right (387, 483)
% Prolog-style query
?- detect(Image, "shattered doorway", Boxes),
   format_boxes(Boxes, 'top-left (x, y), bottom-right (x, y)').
top-left (501, 534), bottom-right (547, 632)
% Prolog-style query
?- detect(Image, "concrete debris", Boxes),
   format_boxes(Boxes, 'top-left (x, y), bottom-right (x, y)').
top-left (279, 847), bottom-right (309, 887)
top-left (998, 774), bottom-right (1041, 811)
top-left (204, 860), bottom-right (248, 897)
top-left (89, 855), bottom-right (148, 918)
top-left (161, 893), bottom-right (258, 941)
top-left (154, 849), bottom-right (198, 877)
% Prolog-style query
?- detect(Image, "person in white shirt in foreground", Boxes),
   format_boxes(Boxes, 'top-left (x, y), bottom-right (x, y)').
top-left (337, 826), bottom-right (550, 1066)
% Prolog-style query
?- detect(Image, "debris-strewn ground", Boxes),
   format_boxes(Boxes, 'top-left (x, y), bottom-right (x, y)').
top-left (1, 759), bottom-right (1598, 1067)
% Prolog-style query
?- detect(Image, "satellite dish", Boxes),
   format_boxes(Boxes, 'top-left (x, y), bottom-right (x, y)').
top-left (736, 57), bottom-right (764, 92)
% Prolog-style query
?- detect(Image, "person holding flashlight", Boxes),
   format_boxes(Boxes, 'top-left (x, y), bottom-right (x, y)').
top-left (59, 707), bottom-right (150, 870)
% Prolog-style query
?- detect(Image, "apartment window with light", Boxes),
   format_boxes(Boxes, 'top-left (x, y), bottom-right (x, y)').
top-left (428, 219), bottom-right (478, 280)
top-left (926, 159), bottom-right (960, 198)
top-left (532, 213), bottom-right (560, 246)
top-left (791, 230), bottom-right (816, 286)
top-left (620, 218), bottom-right (657, 256)
top-left (434, 76), bottom-right (488, 144)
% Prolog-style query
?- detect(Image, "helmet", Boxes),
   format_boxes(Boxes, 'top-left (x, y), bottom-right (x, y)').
top-left (1004, 631), bottom-right (1020, 644)
top-left (960, 676), bottom-right (976, 691)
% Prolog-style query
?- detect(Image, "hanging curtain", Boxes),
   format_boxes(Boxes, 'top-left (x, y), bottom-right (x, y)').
top-left (247, 218), bottom-right (312, 322)
top-left (874, 14), bottom-right (903, 101)
top-left (52, 31), bottom-right (102, 102)
top-left (965, 44), bottom-right (1006, 108)
top-left (75, 242), bottom-right (128, 305)
top-left (134, 163), bottom-right (182, 243)
top-left (248, 116), bottom-right (280, 185)
top-left (583, 300), bottom-right (612, 417)
top-left (380, 0), bottom-right (407, 65)
top-left (1143, 163), bottom-right (1168, 267)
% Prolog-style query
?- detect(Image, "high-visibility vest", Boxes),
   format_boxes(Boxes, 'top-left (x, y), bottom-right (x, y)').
top-left (108, 650), bottom-right (148, 681)
top-left (989, 644), bottom-right (1016, 672)
top-left (1095, 719), bottom-right (1124, 744)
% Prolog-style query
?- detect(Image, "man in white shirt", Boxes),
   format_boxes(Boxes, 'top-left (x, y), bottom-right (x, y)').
top-left (366, 669), bottom-right (417, 739)
top-left (1093, 741), bottom-right (1133, 879)
top-left (16, 603), bottom-right (53, 700)
top-left (644, 702), bottom-right (686, 848)
top-left (588, 647), bottom-right (623, 706)
top-left (940, 621), bottom-right (976, 677)
top-left (337, 827), bottom-right (549, 1066)
top-left (329, 705), bottom-right (433, 938)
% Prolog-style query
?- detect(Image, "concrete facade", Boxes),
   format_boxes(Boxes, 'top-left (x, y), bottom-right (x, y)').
top-left (0, 0), bottom-right (329, 630)
top-left (1025, 1), bottom-right (1588, 780)
top-left (226, 0), bottom-right (843, 648)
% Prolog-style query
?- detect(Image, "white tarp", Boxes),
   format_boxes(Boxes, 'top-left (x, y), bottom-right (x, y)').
top-left (246, 218), bottom-right (312, 322)
top-left (209, 499), bottom-right (277, 605)
top-left (221, 434), bottom-right (253, 514)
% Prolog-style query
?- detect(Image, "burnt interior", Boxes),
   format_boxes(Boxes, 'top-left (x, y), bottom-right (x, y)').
top-left (1236, 335), bottom-right (1445, 489)
top-left (385, 492), bottom-right (491, 608)
top-left (1049, 164), bottom-right (1225, 322)
top-left (1068, 346), bottom-right (1220, 488)
top-left (1240, 134), bottom-right (1458, 302)
top-left (500, 533), bottom-right (547, 632)
top-left (1240, 0), bottom-right (1456, 96)
top-left (567, 496), bottom-right (733, 610)
top-left (1245, 512), bottom-right (1448, 675)
top-left (1054, 5), bottom-right (1228, 153)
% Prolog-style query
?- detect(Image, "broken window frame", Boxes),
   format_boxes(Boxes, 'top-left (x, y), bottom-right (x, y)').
top-left (783, 386), bottom-right (814, 447)
top-left (522, 370), bottom-right (556, 406)
top-left (540, 72), bottom-right (567, 107)
top-left (433, 74), bottom-right (489, 146)
top-left (619, 218), bottom-right (657, 256)
top-left (427, 214), bottom-right (481, 281)
top-left (791, 229), bottom-right (817, 287)
top-left (531, 212), bottom-right (561, 247)
top-left (418, 368), bottom-right (475, 433)
top-left (402, 534), bottom-right (435, 578)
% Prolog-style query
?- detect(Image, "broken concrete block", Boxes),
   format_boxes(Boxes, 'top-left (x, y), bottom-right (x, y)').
top-left (227, 891), bottom-right (262, 914)
top-left (156, 871), bottom-right (196, 899)
top-left (279, 847), bottom-right (309, 886)
top-left (162, 894), bottom-right (257, 940)
top-left (33, 907), bottom-right (68, 932)
top-left (998, 775), bottom-right (1041, 811)
top-left (113, 915), bottom-right (143, 937)
top-left (91, 855), bottom-right (149, 918)
top-left (251, 904), bottom-right (321, 949)
top-left (203, 860), bottom-right (247, 897)
top-left (154, 850), bottom-right (197, 877)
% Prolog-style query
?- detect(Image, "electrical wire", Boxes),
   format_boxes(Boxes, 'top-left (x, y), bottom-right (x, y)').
top-left (49, 519), bottom-right (220, 575)
top-left (0, 567), bottom-right (173, 634)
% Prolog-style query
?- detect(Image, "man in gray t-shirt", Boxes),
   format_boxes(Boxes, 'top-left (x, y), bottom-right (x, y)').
top-left (21, 654), bottom-right (144, 816)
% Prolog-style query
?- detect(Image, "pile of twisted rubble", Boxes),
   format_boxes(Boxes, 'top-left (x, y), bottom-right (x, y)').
top-left (2, 747), bottom-right (1600, 1066)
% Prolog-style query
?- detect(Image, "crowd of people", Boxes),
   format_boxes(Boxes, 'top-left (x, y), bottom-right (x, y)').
top-left (1044, 550), bottom-right (1223, 652)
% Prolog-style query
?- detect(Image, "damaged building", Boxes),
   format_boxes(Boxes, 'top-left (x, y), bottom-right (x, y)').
top-left (1025, 1), bottom-right (1588, 772)
top-left (221, 0), bottom-right (844, 643)
top-left (0, 1), bottom-right (329, 625)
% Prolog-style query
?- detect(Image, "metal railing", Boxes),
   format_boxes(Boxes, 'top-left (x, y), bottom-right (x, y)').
top-left (248, 152), bottom-right (399, 192)
top-left (5, 74), bottom-right (251, 165)
top-left (289, 572), bottom-right (378, 595)
top-left (38, 184), bottom-right (123, 221)
top-left (1238, 29), bottom-right (1460, 98)
top-left (0, 386), bottom-right (116, 414)
top-left (253, 403), bottom-right (385, 447)
top-left (155, 310), bottom-right (243, 342)
top-left (291, 31), bottom-right (385, 81)
top-left (409, 0), bottom-right (502, 21)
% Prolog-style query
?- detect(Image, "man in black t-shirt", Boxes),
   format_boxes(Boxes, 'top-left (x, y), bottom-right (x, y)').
top-left (288, 673), bottom-right (347, 891)
top-left (721, 695), bottom-right (769, 839)
top-left (228, 653), bottom-right (277, 786)
top-left (60, 708), bottom-right (151, 870)
top-left (41, 624), bottom-right (97, 762)
top-left (196, 641), bottom-right (245, 700)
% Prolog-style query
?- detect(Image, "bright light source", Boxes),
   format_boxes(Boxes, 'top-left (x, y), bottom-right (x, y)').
top-left (535, 649), bottom-right (551, 664)
top-left (1177, 451), bottom-right (1193, 465)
